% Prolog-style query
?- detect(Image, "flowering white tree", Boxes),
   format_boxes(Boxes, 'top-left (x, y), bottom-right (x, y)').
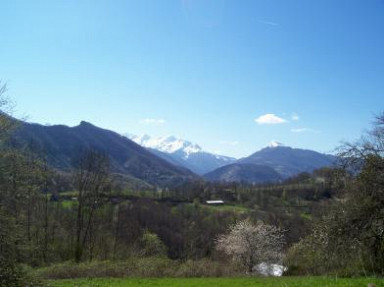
top-left (216, 219), bottom-right (285, 273)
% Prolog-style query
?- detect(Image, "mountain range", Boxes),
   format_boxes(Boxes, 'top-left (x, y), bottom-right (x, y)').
top-left (128, 135), bottom-right (236, 175)
top-left (130, 135), bottom-right (336, 183)
top-left (9, 120), bottom-right (336, 187)
top-left (238, 143), bottom-right (336, 179)
top-left (203, 144), bottom-right (336, 183)
top-left (11, 121), bottom-right (196, 188)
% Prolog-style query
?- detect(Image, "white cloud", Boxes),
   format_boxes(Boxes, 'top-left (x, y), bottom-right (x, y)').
top-left (291, 128), bottom-right (320, 133)
top-left (219, 140), bottom-right (239, 146)
top-left (291, 113), bottom-right (300, 121)
top-left (255, 114), bottom-right (287, 125)
top-left (139, 118), bottom-right (166, 126)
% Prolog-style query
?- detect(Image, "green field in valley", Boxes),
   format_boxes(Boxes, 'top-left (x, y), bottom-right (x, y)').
top-left (49, 277), bottom-right (384, 287)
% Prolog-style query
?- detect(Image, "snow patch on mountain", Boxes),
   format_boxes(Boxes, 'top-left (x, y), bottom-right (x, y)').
top-left (128, 134), bottom-right (202, 157)
top-left (267, 141), bottom-right (285, 148)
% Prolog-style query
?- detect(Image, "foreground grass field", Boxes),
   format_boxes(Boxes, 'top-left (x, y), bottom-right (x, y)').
top-left (49, 277), bottom-right (384, 287)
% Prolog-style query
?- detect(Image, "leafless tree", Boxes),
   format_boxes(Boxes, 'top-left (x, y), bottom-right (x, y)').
top-left (74, 149), bottom-right (111, 262)
top-left (216, 219), bottom-right (285, 273)
top-left (337, 112), bottom-right (384, 170)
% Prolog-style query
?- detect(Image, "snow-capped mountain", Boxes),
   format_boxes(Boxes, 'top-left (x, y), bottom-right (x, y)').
top-left (130, 135), bottom-right (202, 158)
top-left (128, 134), bottom-right (236, 175)
top-left (238, 144), bottom-right (336, 179)
top-left (204, 141), bottom-right (336, 183)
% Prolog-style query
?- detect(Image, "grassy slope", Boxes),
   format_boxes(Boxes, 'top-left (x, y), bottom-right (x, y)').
top-left (50, 277), bottom-right (384, 287)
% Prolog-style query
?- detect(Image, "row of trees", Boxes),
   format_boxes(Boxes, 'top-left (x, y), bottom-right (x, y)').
top-left (286, 114), bottom-right (384, 275)
top-left (0, 83), bottom-right (48, 285)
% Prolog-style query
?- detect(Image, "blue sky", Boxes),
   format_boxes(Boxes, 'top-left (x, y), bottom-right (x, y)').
top-left (1, 0), bottom-right (383, 158)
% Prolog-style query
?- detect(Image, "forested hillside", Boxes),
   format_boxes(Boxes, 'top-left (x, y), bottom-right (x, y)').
top-left (10, 120), bottom-right (197, 187)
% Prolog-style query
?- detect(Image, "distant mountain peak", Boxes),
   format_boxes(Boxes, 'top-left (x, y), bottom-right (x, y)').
top-left (267, 141), bottom-right (285, 148)
top-left (128, 134), bottom-right (202, 155)
top-left (78, 121), bottom-right (98, 129)
top-left (240, 144), bottom-right (336, 179)
top-left (79, 120), bottom-right (92, 126)
top-left (127, 134), bottom-right (236, 175)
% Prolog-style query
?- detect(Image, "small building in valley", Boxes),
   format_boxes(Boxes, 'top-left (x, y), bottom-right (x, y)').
top-left (206, 200), bottom-right (224, 205)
